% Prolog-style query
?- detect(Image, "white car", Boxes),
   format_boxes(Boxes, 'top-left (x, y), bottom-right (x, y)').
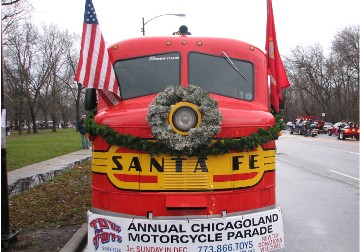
top-left (322, 122), bottom-right (333, 133)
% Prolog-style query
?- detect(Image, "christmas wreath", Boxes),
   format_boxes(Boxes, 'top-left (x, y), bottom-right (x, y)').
top-left (146, 85), bottom-right (222, 154)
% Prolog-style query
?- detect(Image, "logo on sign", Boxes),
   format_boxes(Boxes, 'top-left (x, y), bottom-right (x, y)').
top-left (89, 218), bottom-right (123, 250)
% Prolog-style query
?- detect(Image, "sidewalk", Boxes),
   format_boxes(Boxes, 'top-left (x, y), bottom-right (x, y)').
top-left (7, 148), bottom-right (91, 252)
top-left (7, 148), bottom-right (92, 195)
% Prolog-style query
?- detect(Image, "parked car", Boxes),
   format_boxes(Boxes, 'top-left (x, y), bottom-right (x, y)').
top-left (328, 122), bottom-right (346, 136)
top-left (328, 122), bottom-right (359, 140)
top-left (314, 120), bottom-right (325, 133)
top-left (322, 122), bottom-right (333, 134)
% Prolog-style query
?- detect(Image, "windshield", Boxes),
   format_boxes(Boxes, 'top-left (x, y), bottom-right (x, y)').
top-left (114, 53), bottom-right (180, 99)
top-left (188, 52), bottom-right (254, 101)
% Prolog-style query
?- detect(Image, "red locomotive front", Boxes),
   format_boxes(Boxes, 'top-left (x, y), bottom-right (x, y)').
top-left (85, 35), bottom-right (284, 251)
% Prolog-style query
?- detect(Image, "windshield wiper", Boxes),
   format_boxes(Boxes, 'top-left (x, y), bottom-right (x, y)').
top-left (221, 51), bottom-right (248, 82)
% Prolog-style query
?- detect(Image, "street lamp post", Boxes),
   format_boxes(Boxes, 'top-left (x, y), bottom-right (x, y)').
top-left (142, 13), bottom-right (185, 36)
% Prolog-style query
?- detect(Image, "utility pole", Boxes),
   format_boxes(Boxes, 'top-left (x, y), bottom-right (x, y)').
top-left (1, 34), bottom-right (19, 247)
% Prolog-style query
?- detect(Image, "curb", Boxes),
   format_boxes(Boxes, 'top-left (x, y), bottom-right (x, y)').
top-left (59, 223), bottom-right (87, 252)
top-left (7, 149), bottom-right (91, 195)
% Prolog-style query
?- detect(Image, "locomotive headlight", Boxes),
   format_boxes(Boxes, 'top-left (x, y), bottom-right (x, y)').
top-left (169, 102), bottom-right (202, 135)
top-left (174, 107), bottom-right (197, 130)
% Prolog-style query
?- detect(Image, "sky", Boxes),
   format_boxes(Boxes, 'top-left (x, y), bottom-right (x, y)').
top-left (29, 0), bottom-right (360, 56)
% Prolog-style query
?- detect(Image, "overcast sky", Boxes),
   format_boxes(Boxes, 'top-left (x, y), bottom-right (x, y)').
top-left (29, 0), bottom-right (359, 56)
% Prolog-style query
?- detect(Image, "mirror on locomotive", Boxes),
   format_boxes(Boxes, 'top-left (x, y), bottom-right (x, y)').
top-left (85, 88), bottom-right (97, 111)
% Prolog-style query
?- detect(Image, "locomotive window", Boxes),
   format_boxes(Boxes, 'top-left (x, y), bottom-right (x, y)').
top-left (188, 52), bottom-right (254, 101)
top-left (114, 53), bottom-right (180, 99)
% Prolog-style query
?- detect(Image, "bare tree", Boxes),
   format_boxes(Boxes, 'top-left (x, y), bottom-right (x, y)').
top-left (284, 25), bottom-right (359, 124)
top-left (3, 21), bottom-right (83, 133)
top-left (57, 34), bottom-right (84, 129)
top-left (329, 25), bottom-right (359, 122)
top-left (1, 0), bottom-right (33, 39)
top-left (41, 25), bottom-right (73, 132)
top-left (284, 44), bottom-right (326, 118)
top-left (2, 0), bottom-right (34, 133)
top-left (3, 22), bottom-right (38, 134)
top-left (65, 36), bottom-right (86, 130)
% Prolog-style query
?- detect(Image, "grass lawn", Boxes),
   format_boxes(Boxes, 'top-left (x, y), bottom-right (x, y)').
top-left (5, 129), bottom-right (85, 171)
top-left (5, 129), bottom-right (91, 251)
top-left (7, 162), bottom-right (91, 252)
top-left (9, 162), bottom-right (91, 229)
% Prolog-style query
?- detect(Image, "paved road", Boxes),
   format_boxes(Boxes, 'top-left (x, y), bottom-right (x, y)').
top-left (276, 131), bottom-right (359, 251)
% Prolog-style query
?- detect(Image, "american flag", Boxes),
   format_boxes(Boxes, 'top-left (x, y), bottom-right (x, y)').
top-left (75, 0), bottom-right (121, 105)
top-left (265, 0), bottom-right (290, 112)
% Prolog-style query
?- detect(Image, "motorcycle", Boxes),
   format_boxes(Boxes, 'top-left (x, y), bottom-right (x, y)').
top-left (304, 122), bottom-right (318, 137)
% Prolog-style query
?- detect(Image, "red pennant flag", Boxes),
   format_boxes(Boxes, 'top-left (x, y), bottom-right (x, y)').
top-left (266, 0), bottom-right (290, 112)
top-left (75, 0), bottom-right (121, 106)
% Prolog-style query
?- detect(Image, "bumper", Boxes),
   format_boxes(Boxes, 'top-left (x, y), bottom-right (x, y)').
top-left (87, 207), bottom-right (284, 252)
top-left (343, 133), bottom-right (359, 138)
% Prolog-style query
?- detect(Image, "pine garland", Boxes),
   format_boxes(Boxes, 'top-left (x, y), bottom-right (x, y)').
top-left (85, 110), bottom-right (283, 157)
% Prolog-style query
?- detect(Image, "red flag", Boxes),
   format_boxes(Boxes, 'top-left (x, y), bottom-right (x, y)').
top-left (266, 0), bottom-right (290, 112)
top-left (75, 0), bottom-right (121, 105)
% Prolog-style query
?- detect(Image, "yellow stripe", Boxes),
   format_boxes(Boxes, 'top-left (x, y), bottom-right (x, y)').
top-left (91, 146), bottom-right (275, 191)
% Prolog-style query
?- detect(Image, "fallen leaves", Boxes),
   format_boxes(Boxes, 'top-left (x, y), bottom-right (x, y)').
top-left (9, 162), bottom-right (91, 229)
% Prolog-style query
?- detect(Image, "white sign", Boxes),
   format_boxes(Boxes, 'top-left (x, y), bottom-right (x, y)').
top-left (1, 109), bottom-right (6, 148)
top-left (87, 208), bottom-right (284, 252)
top-left (1, 109), bottom-right (6, 128)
